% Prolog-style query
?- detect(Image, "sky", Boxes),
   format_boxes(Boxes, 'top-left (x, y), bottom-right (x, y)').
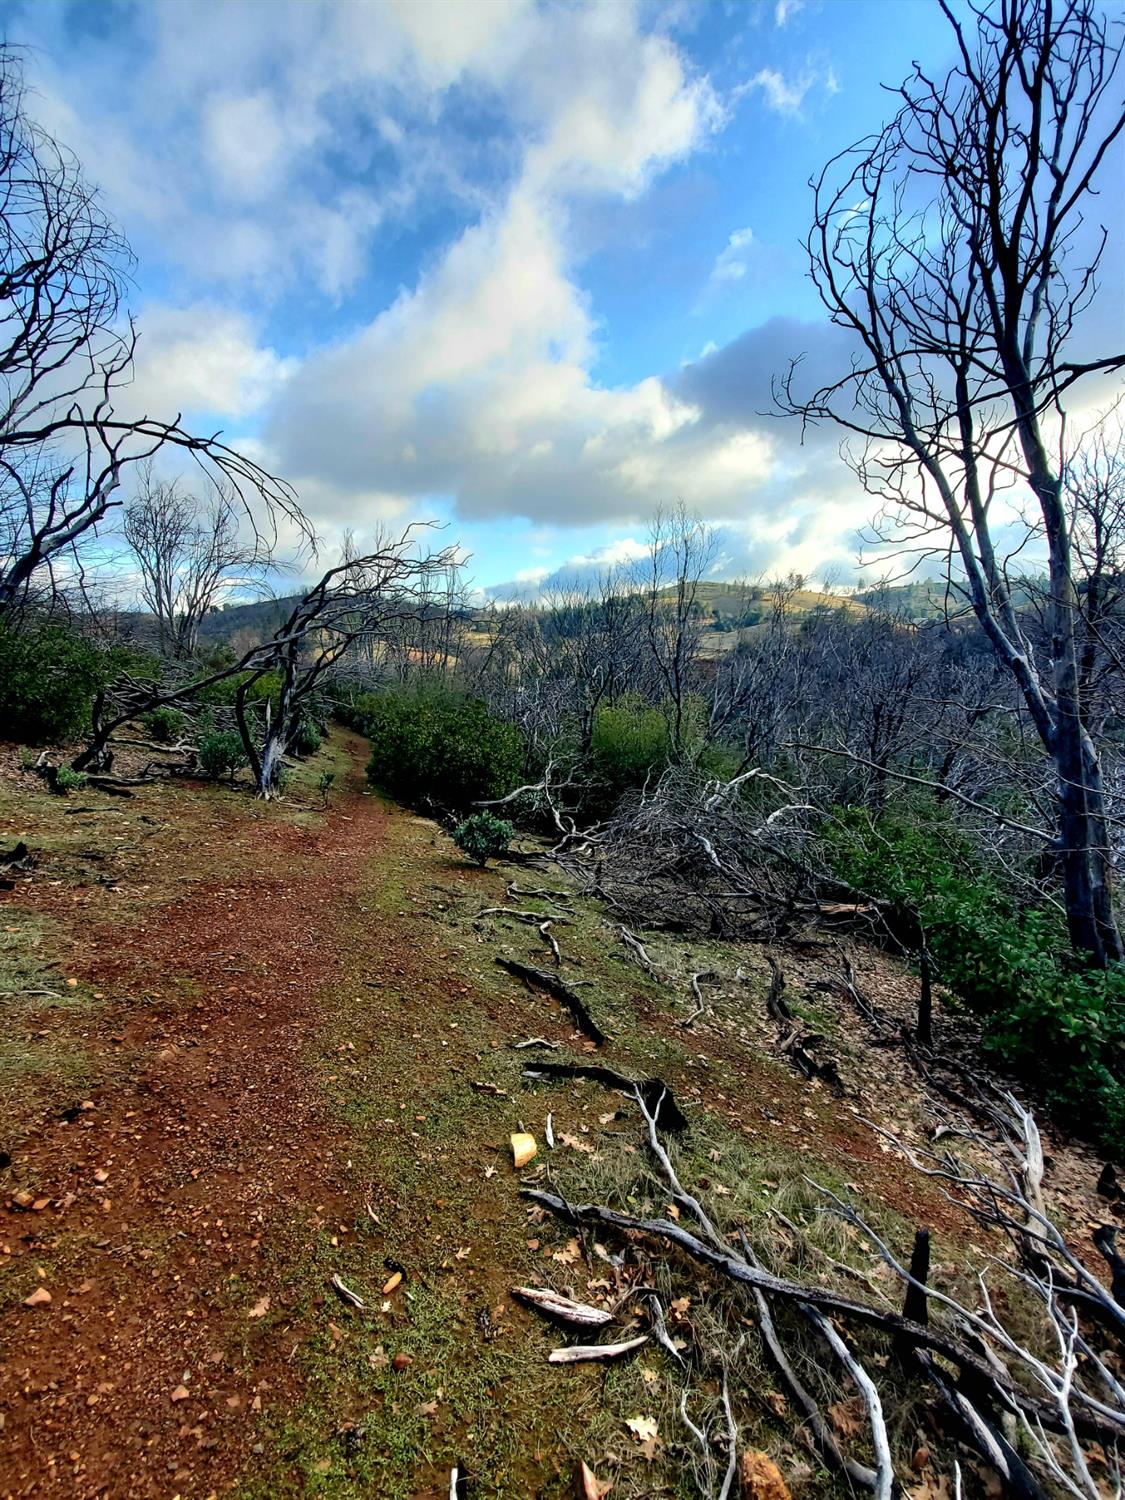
top-left (0, 0), bottom-right (1103, 597)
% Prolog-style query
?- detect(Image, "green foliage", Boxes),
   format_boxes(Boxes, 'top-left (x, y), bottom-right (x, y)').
top-left (826, 805), bottom-right (1125, 1152)
top-left (0, 618), bottom-right (119, 744)
top-left (51, 765), bottom-right (87, 794)
top-left (452, 811), bottom-right (515, 866)
top-left (195, 669), bottom-right (282, 708)
top-left (289, 714), bottom-right (322, 758)
top-left (142, 705), bottom-right (186, 743)
top-left (592, 698), bottom-right (670, 787)
top-left (317, 769), bottom-right (336, 806)
top-left (197, 729), bottom-right (248, 782)
top-left (355, 689), bottom-right (524, 812)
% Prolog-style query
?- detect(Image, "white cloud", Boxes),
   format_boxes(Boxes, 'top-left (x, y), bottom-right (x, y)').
top-left (711, 226), bottom-right (756, 284)
top-left (12, 0), bottom-right (794, 547)
top-left (123, 305), bottom-right (296, 424)
top-left (774, 0), bottom-right (806, 26)
top-left (745, 67), bottom-right (814, 115)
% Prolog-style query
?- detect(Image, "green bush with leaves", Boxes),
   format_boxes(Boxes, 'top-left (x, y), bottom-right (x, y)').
top-left (0, 618), bottom-right (119, 744)
top-left (826, 804), bottom-right (1125, 1152)
top-left (357, 689), bottom-right (524, 812)
top-left (142, 705), bottom-right (186, 743)
top-left (453, 811), bottom-right (515, 866)
top-left (591, 698), bottom-right (670, 792)
top-left (51, 765), bottom-right (87, 794)
top-left (289, 714), bottom-right (322, 758)
top-left (197, 729), bottom-right (248, 782)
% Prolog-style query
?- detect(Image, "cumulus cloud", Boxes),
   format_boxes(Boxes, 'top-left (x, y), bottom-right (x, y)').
top-left (120, 304), bottom-right (297, 425)
top-left (11, 0), bottom-right (871, 584)
top-left (267, 186), bottom-right (776, 528)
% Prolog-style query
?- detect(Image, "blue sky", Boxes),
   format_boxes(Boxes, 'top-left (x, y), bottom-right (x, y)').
top-left (0, 0), bottom-right (1041, 593)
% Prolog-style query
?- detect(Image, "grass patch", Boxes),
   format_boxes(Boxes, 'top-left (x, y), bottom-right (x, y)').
top-left (0, 914), bottom-right (102, 1119)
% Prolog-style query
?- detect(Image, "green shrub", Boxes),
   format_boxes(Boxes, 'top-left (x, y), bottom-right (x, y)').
top-left (195, 669), bottom-right (282, 708)
top-left (0, 618), bottom-right (117, 744)
top-left (51, 765), bottom-right (87, 794)
top-left (453, 811), bottom-right (515, 866)
top-left (289, 714), bottom-right (322, 758)
top-left (142, 705), bottom-right (186, 743)
top-left (825, 804), bottom-right (1125, 1152)
top-left (198, 729), bottom-right (248, 781)
top-left (317, 768), bottom-right (336, 806)
top-left (359, 689), bottom-right (524, 812)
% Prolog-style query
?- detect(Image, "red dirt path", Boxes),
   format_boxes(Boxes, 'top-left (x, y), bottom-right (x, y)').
top-left (0, 737), bottom-right (391, 1498)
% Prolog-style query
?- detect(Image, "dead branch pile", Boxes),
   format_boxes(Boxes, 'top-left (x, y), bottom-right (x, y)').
top-left (522, 1078), bottom-right (1125, 1499)
top-left (549, 764), bottom-right (857, 940)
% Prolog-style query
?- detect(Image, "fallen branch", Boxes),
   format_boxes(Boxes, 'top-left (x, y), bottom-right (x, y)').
top-left (680, 970), bottom-right (715, 1028)
top-left (538, 920), bottom-right (562, 966)
top-left (520, 1188), bottom-right (1121, 1442)
top-left (805, 1307), bottom-right (893, 1500)
top-left (617, 925), bottom-right (661, 977)
top-left (521, 1060), bottom-right (687, 1132)
top-left (547, 1333), bottom-right (648, 1364)
top-left (511, 1285), bottom-right (614, 1329)
top-left (479, 906), bottom-right (572, 926)
top-left (495, 958), bottom-right (608, 1045)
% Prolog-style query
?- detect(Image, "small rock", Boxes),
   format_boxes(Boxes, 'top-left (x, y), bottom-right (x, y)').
top-left (392, 1352), bottom-right (413, 1372)
top-left (170, 1385), bottom-right (190, 1403)
top-left (23, 1286), bottom-right (51, 1308)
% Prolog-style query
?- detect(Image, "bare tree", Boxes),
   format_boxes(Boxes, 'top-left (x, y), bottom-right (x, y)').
top-left (231, 528), bottom-right (459, 798)
top-left (780, 0), bottom-right (1125, 965)
top-left (0, 48), bottom-right (304, 616)
top-left (123, 464), bottom-right (269, 657)
top-left (73, 527), bottom-right (459, 794)
top-left (640, 504), bottom-right (715, 761)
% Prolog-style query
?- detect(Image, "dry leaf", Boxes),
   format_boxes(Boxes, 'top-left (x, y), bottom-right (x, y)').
top-left (907, 1475), bottom-right (953, 1500)
top-left (23, 1286), bottom-right (51, 1307)
top-left (626, 1413), bottom-right (661, 1456)
top-left (170, 1385), bottom-right (190, 1403)
top-left (248, 1295), bottom-right (270, 1319)
top-left (382, 1271), bottom-right (403, 1294)
top-left (827, 1396), bottom-right (865, 1441)
top-left (667, 1203), bottom-right (681, 1220)
top-left (559, 1132), bottom-right (595, 1154)
top-left (580, 1460), bottom-right (614, 1499)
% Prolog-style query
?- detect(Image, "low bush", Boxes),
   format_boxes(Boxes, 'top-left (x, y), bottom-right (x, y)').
top-left (198, 729), bottom-right (248, 781)
top-left (289, 714), bottom-right (322, 758)
top-left (51, 765), bottom-right (87, 795)
top-left (0, 617), bottom-right (118, 744)
top-left (591, 699), bottom-right (670, 795)
top-left (453, 811), bottom-right (515, 866)
top-left (142, 705), bottom-right (186, 743)
top-left (826, 804), bottom-right (1125, 1152)
top-left (356, 689), bottom-right (524, 812)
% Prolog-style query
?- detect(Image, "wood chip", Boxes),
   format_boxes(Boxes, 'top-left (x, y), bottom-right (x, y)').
top-left (510, 1132), bottom-right (537, 1168)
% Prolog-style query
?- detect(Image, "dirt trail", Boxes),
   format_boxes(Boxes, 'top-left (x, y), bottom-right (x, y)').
top-left (0, 735), bottom-right (396, 1496)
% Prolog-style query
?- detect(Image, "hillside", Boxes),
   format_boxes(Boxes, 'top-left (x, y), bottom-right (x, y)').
top-left (0, 731), bottom-right (1113, 1498)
